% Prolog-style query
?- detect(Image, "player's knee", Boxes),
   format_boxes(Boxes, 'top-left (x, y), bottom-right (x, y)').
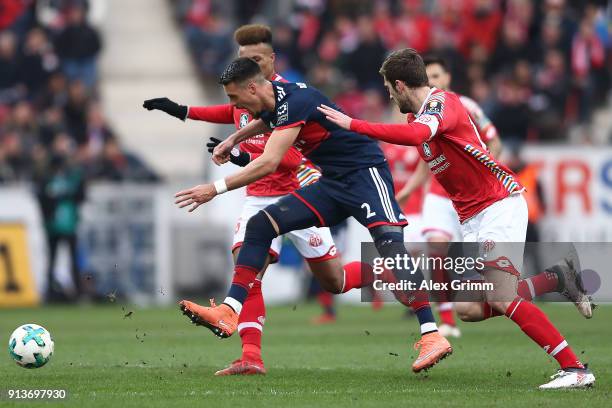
top-left (244, 211), bottom-right (279, 243)
top-left (309, 259), bottom-right (344, 294)
top-left (486, 300), bottom-right (511, 315)
top-left (370, 225), bottom-right (405, 256)
top-left (455, 302), bottom-right (484, 322)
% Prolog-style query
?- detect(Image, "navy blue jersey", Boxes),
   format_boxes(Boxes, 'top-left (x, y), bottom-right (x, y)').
top-left (259, 81), bottom-right (387, 178)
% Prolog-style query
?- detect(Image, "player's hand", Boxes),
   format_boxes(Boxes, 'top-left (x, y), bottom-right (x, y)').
top-left (174, 184), bottom-right (216, 212)
top-left (207, 137), bottom-right (250, 167)
top-left (317, 104), bottom-right (352, 130)
top-left (212, 137), bottom-right (234, 166)
top-left (143, 97), bottom-right (187, 121)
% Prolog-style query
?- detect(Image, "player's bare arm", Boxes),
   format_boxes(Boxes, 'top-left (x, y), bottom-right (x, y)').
top-left (396, 159), bottom-right (429, 206)
top-left (212, 118), bottom-right (271, 165)
top-left (175, 126), bottom-right (300, 212)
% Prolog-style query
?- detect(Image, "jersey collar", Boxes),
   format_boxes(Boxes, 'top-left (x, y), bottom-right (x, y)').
top-left (416, 87), bottom-right (437, 116)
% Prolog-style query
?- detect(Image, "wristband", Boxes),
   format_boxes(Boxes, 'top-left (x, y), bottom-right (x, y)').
top-left (214, 179), bottom-right (228, 194)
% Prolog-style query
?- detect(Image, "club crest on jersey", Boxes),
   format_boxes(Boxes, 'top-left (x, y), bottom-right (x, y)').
top-left (239, 113), bottom-right (249, 128)
top-left (424, 100), bottom-right (443, 115)
top-left (422, 142), bottom-right (432, 158)
top-left (277, 102), bottom-right (289, 125)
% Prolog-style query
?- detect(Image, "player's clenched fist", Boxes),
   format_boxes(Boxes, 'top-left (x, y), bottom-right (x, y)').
top-left (317, 104), bottom-right (352, 130)
top-left (175, 184), bottom-right (217, 212)
top-left (212, 137), bottom-right (234, 165)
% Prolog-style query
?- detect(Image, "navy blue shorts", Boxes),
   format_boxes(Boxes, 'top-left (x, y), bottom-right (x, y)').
top-left (282, 164), bottom-right (407, 230)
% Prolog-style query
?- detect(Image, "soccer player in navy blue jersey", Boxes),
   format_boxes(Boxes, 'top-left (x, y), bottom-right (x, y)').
top-left (175, 57), bottom-right (452, 372)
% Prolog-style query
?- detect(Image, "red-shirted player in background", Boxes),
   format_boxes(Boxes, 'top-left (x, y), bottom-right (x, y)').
top-left (319, 48), bottom-right (595, 389)
top-left (144, 25), bottom-right (370, 376)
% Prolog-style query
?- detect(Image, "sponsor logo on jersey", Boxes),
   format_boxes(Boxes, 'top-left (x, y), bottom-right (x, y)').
top-left (276, 86), bottom-right (286, 101)
top-left (277, 102), bottom-right (289, 125)
top-left (239, 113), bottom-right (249, 128)
top-left (309, 233), bottom-right (323, 247)
top-left (427, 153), bottom-right (446, 168)
top-left (422, 142), bottom-right (432, 158)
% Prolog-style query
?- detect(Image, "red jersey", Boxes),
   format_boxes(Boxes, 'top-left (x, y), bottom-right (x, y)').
top-left (188, 74), bottom-right (303, 197)
top-left (350, 88), bottom-right (523, 222)
top-left (428, 94), bottom-right (500, 198)
top-left (380, 142), bottom-right (423, 215)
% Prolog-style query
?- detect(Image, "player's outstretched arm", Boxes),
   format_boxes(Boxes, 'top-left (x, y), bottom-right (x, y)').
top-left (143, 97), bottom-right (188, 121)
top-left (317, 104), bottom-right (433, 146)
top-left (396, 159), bottom-right (430, 207)
top-left (143, 97), bottom-right (235, 124)
top-left (175, 126), bottom-right (300, 212)
top-left (212, 118), bottom-right (271, 165)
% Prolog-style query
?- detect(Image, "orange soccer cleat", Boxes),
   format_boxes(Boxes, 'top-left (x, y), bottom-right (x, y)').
top-left (411, 331), bottom-right (453, 373)
top-left (214, 359), bottom-right (267, 376)
top-left (179, 299), bottom-right (238, 338)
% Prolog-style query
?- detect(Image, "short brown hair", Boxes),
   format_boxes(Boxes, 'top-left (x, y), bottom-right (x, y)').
top-left (423, 55), bottom-right (449, 72)
top-left (379, 48), bottom-right (429, 90)
top-left (234, 24), bottom-right (272, 46)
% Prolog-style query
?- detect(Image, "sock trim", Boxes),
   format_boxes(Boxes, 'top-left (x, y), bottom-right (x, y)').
top-left (237, 322), bottom-right (263, 333)
top-left (438, 302), bottom-right (453, 312)
top-left (526, 278), bottom-right (536, 299)
top-left (223, 297), bottom-right (242, 314)
top-left (420, 322), bottom-right (438, 334)
top-left (550, 340), bottom-right (568, 356)
top-left (507, 298), bottom-right (523, 319)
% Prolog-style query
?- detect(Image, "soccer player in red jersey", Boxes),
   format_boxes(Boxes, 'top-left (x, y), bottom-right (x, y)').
top-left (318, 48), bottom-right (595, 389)
top-left (395, 56), bottom-right (593, 337)
top-left (144, 25), bottom-right (371, 376)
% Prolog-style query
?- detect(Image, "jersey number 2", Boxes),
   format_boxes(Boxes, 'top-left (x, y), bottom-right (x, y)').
top-left (361, 203), bottom-right (377, 219)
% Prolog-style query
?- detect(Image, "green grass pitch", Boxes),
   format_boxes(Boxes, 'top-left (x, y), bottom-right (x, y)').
top-left (0, 303), bottom-right (610, 407)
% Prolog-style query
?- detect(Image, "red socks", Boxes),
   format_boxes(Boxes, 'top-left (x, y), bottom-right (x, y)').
top-left (317, 291), bottom-right (335, 316)
top-left (517, 271), bottom-right (559, 301)
top-left (506, 297), bottom-right (583, 369)
top-left (430, 254), bottom-right (456, 326)
top-left (341, 261), bottom-right (375, 292)
top-left (438, 302), bottom-right (457, 326)
top-left (238, 279), bottom-right (265, 364)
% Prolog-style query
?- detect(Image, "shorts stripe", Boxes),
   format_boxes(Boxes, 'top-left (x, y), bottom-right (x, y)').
top-left (373, 167), bottom-right (398, 223)
top-left (369, 167), bottom-right (397, 223)
top-left (290, 192), bottom-right (326, 226)
top-left (369, 168), bottom-right (393, 221)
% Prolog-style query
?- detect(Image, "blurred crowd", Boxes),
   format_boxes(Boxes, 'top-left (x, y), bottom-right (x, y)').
top-left (0, 0), bottom-right (158, 184)
top-left (173, 0), bottom-right (611, 144)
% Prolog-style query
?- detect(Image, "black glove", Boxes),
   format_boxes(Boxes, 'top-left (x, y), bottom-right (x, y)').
top-left (143, 97), bottom-right (188, 121)
top-left (206, 137), bottom-right (251, 167)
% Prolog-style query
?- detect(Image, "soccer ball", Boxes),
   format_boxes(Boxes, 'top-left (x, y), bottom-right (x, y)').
top-left (8, 324), bottom-right (54, 369)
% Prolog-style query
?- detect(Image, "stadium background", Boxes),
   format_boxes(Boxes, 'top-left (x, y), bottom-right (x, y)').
top-left (0, 0), bottom-right (610, 309)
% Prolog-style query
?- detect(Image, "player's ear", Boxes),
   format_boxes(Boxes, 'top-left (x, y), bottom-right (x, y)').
top-left (395, 80), bottom-right (405, 92)
top-left (270, 52), bottom-right (275, 64)
top-left (247, 81), bottom-right (257, 95)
